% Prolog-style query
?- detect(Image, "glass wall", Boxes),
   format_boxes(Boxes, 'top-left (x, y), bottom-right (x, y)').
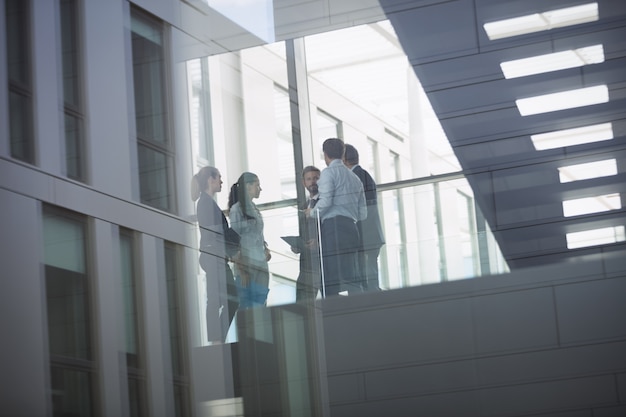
top-left (185, 18), bottom-right (509, 314)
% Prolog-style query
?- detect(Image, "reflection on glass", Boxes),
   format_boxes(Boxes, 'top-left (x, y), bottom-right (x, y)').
top-left (137, 144), bottom-right (171, 211)
top-left (131, 9), bottom-right (173, 212)
top-left (275, 85), bottom-right (297, 198)
top-left (64, 113), bottom-right (84, 181)
top-left (120, 230), bottom-right (147, 417)
top-left (6, 0), bottom-right (34, 163)
top-left (315, 109), bottom-right (342, 162)
top-left (43, 206), bottom-right (95, 417)
top-left (203, 42), bottom-right (290, 206)
top-left (164, 242), bottom-right (191, 417)
top-left (304, 21), bottom-right (459, 181)
top-left (51, 366), bottom-right (93, 417)
top-left (60, 0), bottom-right (86, 181)
top-left (187, 58), bottom-right (213, 162)
top-left (187, 19), bottom-right (504, 305)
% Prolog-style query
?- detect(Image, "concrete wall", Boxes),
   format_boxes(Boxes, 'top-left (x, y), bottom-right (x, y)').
top-left (322, 249), bottom-right (626, 416)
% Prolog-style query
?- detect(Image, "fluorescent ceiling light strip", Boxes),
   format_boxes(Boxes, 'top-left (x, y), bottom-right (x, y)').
top-left (501, 45), bottom-right (604, 79)
top-left (516, 85), bottom-right (608, 116)
top-left (562, 194), bottom-right (621, 217)
top-left (566, 225), bottom-right (626, 249)
top-left (558, 159), bottom-right (617, 183)
top-left (484, 3), bottom-right (599, 40)
top-left (532, 122), bottom-right (613, 150)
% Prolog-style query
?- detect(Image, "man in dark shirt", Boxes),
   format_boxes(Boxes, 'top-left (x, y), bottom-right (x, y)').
top-left (292, 166), bottom-right (322, 301)
top-left (344, 144), bottom-right (385, 291)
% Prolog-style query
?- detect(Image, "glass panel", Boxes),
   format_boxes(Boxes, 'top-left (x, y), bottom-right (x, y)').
top-left (46, 264), bottom-right (91, 359)
top-left (131, 12), bottom-right (167, 145)
top-left (44, 207), bottom-right (94, 416)
top-left (164, 243), bottom-right (184, 376)
top-left (164, 242), bottom-right (191, 417)
top-left (43, 209), bottom-right (91, 360)
top-left (60, 0), bottom-right (80, 108)
top-left (275, 85), bottom-right (296, 198)
top-left (203, 42), bottom-right (291, 205)
top-left (6, 0), bottom-right (34, 163)
top-left (50, 366), bottom-right (93, 417)
top-left (44, 210), bottom-right (86, 274)
top-left (314, 109), bottom-right (341, 164)
top-left (8, 90), bottom-right (34, 162)
top-left (5, 0), bottom-right (30, 86)
top-left (127, 377), bottom-right (147, 417)
top-left (173, 384), bottom-right (191, 417)
top-left (137, 144), bottom-right (170, 211)
top-left (119, 231), bottom-right (142, 368)
top-left (132, 9), bottom-right (172, 212)
top-left (60, 0), bottom-right (86, 182)
top-left (120, 230), bottom-right (147, 417)
top-left (379, 179), bottom-right (508, 287)
top-left (263, 205), bottom-right (301, 306)
top-left (64, 113), bottom-right (84, 181)
top-left (186, 58), bottom-right (212, 162)
top-left (304, 21), bottom-right (460, 181)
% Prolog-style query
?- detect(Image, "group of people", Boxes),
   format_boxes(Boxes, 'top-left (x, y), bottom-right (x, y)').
top-left (191, 138), bottom-right (384, 344)
top-left (296, 139), bottom-right (385, 299)
top-left (191, 168), bottom-right (270, 344)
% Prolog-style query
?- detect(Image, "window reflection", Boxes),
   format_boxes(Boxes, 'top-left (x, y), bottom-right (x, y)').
top-left (131, 9), bottom-right (173, 212)
top-left (43, 206), bottom-right (95, 417)
top-left (5, 0), bottom-right (34, 163)
top-left (60, 0), bottom-right (86, 181)
top-left (186, 20), bottom-right (507, 308)
top-left (164, 242), bottom-right (191, 417)
top-left (119, 230), bottom-right (147, 417)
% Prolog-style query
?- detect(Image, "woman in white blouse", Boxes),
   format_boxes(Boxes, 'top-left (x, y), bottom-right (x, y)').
top-left (228, 172), bottom-right (271, 309)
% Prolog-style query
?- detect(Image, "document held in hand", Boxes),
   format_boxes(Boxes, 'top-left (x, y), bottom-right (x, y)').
top-left (281, 235), bottom-right (304, 251)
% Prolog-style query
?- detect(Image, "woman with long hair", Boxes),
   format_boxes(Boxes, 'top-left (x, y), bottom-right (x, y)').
top-left (228, 172), bottom-right (271, 309)
top-left (191, 166), bottom-right (239, 343)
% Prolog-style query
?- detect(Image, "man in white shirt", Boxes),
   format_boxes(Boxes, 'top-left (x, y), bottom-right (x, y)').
top-left (306, 138), bottom-right (366, 296)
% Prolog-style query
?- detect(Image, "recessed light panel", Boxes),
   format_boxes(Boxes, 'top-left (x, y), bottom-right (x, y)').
top-left (531, 123), bottom-right (613, 150)
top-left (500, 45), bottom-right (604, 79)
top-left (484, 3), bottom-right (599, 40)
top-left (558, 159), bottom-right (617, 183)
top-left (562, 194), bottom-right (621, 217)
top-left (566, 225), bottom-right (626, 249)
top-left (516, 85), bottom-right (608, 116)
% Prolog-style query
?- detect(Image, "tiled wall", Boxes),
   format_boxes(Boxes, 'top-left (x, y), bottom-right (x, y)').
top-left (322, 252), bottom-right (626, 416)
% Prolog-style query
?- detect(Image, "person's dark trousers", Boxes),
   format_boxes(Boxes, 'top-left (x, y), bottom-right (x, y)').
top-left (201, 255), bottom-right (239, 343)
top-left (295, 247), bottom-right (321, 301)
top-left (224, 265), bottom-right (239, 335)
top-left (320, 216), bottom-right (362, 296)
top-left (358, 247), bottom-right (382, 291)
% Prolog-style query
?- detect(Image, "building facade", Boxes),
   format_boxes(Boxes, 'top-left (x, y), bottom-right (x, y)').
top-left (1, 0), bottom-right (625, 416)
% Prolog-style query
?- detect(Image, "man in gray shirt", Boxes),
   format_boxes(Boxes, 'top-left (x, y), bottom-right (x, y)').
top-left (306, 138), bottom-right (366, 296)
